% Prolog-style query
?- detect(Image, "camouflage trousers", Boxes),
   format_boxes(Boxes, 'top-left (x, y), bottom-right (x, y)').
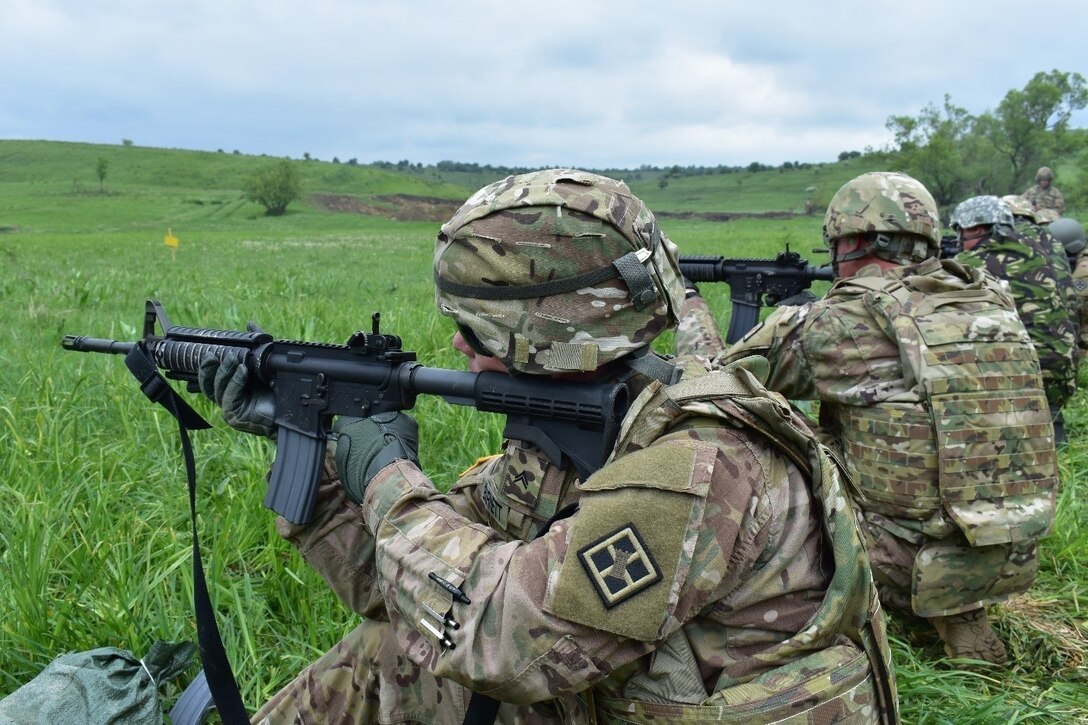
top-left (859, 512), bottom-right (1039, 618)
top-left (251, 619), bottom-right (596, 725)
top-left (250, 618), bottom-right (887, 724)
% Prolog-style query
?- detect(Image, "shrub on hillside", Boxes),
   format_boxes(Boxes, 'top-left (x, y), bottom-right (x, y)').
top-left (244, 160), bottom-right (302, 216)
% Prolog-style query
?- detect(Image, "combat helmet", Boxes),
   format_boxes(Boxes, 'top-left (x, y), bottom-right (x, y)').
top-left (1049, 217), bottom-right (1086, 257)
top-left (950, 196), bottom-right (1015, 236)
top-left (434, 169), bottom-right (685, 375)
top-left (822, 171), bottom-right (941, 267)
top-left (1036, 166), bottom-right (1054, 181)
top-left (1034, 208), bottom-right (1061, 224)
top-left (1001, 194), bottom-right (1036, 222)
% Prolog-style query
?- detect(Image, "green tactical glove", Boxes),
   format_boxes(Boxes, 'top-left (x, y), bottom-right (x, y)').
top-left (197, 350), bottom-right (277, 437)
top-left (333, 412), bottom-right (420, 505)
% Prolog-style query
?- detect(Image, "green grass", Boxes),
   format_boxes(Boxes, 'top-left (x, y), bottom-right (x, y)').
top-left (0, 141), bottom-right (1085, 721)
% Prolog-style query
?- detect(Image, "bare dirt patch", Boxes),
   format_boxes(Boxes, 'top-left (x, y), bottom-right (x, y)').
top-left (656, 210), bottom-right (802, 222)
top-left (310, 193), bottom-right (461, 222)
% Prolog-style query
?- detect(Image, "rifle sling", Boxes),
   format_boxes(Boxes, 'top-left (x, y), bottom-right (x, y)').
top-left (124, 344), bottom-right (250, 725)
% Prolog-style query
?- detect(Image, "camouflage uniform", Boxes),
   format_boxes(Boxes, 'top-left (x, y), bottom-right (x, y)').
top-left (1022, 184), bottom-right (1066, 216)
top-left (1023, 167), bottom-right (1066, 216)
top-left (700, 258), bottom-right (1058, 624)
top-left (249, 170), bottom-right (898, 724)
top-left (1001, 195), bottom-right (1070, 273)
top-left (1073, 255), bottom-right (1088, 350)
top-left (678, 173), bottom-right (1060, 666)
top-left (1050, 217), bottom-right (1088, 350)
top-left (952, 228), bottom-right (1078, 410)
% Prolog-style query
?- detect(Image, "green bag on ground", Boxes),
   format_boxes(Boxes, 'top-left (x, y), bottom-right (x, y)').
top-left (0, 641), bottom-right (194, 725)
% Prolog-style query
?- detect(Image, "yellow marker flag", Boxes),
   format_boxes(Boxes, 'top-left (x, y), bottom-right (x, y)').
top-left (164, 228), bottom-right (179, 249)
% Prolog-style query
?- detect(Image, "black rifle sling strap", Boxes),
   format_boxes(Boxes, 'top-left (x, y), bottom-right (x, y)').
top-left (462, 501), bottom-right (580, 725)
top-left (124, 344), bottom-right (250, 725)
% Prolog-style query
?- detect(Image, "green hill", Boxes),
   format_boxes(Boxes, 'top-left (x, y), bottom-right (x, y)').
top-left (1, 138), bottom-right (1086, 723)
top-left (0, 139), bottom-right (887, 233)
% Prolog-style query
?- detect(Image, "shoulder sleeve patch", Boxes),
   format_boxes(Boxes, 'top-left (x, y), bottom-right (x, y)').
top-left (545, 440), bottom-right (716, 641)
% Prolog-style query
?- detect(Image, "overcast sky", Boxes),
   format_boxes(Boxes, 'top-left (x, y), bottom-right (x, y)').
top-left (2, 0), bottom-right (1086, 169)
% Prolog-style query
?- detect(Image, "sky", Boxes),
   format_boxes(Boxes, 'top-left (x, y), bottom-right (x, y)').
top-left (2, 0), bottom-right (1086, 169)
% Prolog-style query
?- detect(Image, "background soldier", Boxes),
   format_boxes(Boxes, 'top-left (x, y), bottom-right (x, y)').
top-left (1051, 217), bottom-right (1088, 352)
top-left (200, 169), bottom-right (898, 723)
top-left (678, 171), bottom-right (1059, 667)
top-left (950, 195), bottom-right (1078, 440)
top-left (1023, 166), bottom-right (1066, 216)
top-left (1001, 194), bottom-right (1069, 271)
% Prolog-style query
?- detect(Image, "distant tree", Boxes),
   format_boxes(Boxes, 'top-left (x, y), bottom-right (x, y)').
top-left (658, 177), bottom-right (668, 189)
top-left (95, 157), bottom-right (109, 192)
top-left (244, 160), bottom-right (302, 216)
top-left (303, 152), bottom-right (312, 161)
top-left (121, 138), bottom-right (133, 147)
top-left (976, 70), bottom-right (1088, 187)
top-left (886, 95), bottom-right (978, 206)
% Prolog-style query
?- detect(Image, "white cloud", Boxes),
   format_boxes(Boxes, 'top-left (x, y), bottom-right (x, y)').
top-left (2, 0), bottom-right (1086, 166)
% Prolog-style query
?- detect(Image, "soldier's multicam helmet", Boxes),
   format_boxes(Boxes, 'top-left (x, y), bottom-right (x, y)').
top-left (1036, 166), bottom-right (1054, 181)
top-left (1001, 194), bottom-right (1036, 221)
top-left (434, 169), bottom-right (685, 375)
top-left (950, 195), bottom-right (1014, 234)
top-left (1049, 217), bottom-right (1086, 256)
top-left (822, 171), bottom-right (941, 264)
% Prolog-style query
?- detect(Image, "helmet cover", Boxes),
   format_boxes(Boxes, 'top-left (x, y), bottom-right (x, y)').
top-left (823, 171), bottom-right (941, 263)
top-left (950, 196), bottom-right (1014, 233)
top-left (1001, 195), bottom-right (1036, 221)
top-left (434, 169), bottom-right (684, 374)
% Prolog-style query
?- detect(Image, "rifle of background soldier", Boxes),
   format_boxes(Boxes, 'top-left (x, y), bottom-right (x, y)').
top-left (678, 249), bottom-right (834, 343)
top-left (62, 299), bottom-right (630, 525)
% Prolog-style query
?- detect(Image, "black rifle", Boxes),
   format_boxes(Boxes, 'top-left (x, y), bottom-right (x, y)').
top-left (939, 234), bottom-right (962, 259)
top-left (62, 299), bottom-right (630, 526)
top-left (678, 250), bottom-right (834, 343)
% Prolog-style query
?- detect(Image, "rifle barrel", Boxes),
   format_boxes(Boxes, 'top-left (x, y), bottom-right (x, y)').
top-left (61, 336), bottom-right (136, 355)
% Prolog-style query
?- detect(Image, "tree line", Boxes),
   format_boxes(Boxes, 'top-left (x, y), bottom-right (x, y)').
top-left (882, 69), bottom-right (1086, 208)
top-left (237, 69), bottom-right (1085, 216)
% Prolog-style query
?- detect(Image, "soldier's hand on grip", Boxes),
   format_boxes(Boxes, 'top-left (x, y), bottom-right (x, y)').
top-left (197, 350), bottom-right (277, 437)
top-left (332, 412), bottom-right (420, 504)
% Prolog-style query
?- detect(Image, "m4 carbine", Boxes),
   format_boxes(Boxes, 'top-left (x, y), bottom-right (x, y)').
top-left (939, 234), bottom-right (963, 259)
top-left (678, 250), bottom-right (834, 343)
top-left (62, 300), bottom-right (630, 525)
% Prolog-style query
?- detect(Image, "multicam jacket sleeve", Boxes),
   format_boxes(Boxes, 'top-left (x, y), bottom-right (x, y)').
top-left (312, 423), bottom-right (827, 705)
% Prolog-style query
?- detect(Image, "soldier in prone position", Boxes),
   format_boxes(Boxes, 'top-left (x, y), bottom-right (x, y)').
top-left (200, 169), bottom-right (898, 723)
top-left (679, 172), bottom-right (1059, 667)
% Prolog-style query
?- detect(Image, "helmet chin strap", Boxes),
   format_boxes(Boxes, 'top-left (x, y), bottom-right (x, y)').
top-left (620, 347), bottom-right (683, 385)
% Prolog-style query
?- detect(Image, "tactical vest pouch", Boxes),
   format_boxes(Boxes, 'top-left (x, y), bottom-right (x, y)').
top-left (912, 536), bottom-right (1040, 617)
top-left (594, 643), bottom-right (878, 724)
top-left (860, 275), bottom-right (1058, 545)
top-left (837, 403), bottom-right (940, 519)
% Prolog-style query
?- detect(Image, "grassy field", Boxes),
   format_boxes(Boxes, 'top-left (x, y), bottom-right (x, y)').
top-left (1, 141), bottom-right (1086, 722)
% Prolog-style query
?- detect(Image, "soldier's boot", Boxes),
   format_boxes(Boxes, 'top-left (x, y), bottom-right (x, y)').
top-left (929, 608), bottom-right (1008, 665)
